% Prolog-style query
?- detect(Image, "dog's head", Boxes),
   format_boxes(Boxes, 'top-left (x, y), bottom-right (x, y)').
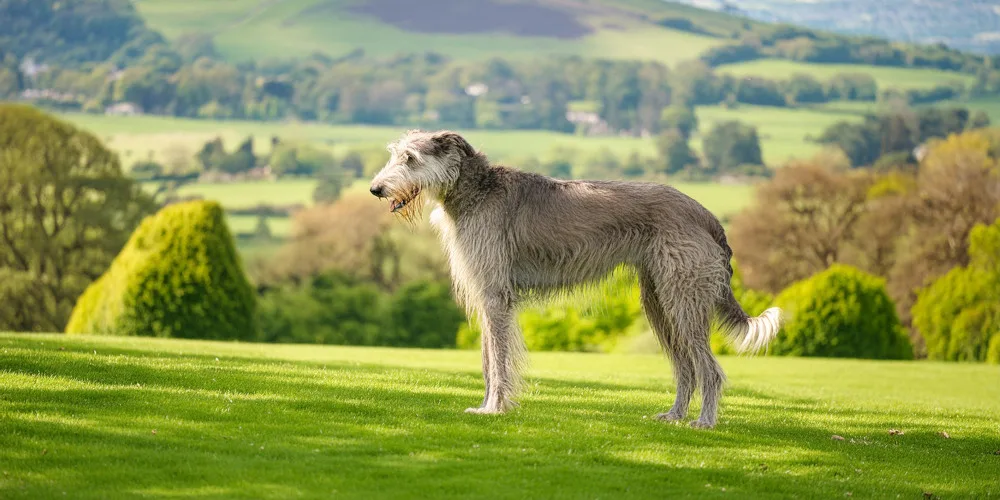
top-left (368, 129), bottom-right (477, 221)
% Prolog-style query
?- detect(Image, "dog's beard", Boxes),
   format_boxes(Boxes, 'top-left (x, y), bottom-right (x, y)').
top-left (387, 186), bottom-right (425, 224)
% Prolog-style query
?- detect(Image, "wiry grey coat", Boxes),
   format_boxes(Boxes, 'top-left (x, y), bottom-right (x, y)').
top-left (369, 129), bottom-right (781, 429)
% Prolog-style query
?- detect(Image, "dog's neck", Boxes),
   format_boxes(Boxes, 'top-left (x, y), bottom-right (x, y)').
top-left (439, 154), bottom-right (497, 219)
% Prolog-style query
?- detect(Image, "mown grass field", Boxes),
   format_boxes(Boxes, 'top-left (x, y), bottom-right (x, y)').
top-left (131, 0), bottom-right (728, 66)
top-left (716, 59), bottom-right (976, 91)
top-left (2, 333), bottom-right (998, 498)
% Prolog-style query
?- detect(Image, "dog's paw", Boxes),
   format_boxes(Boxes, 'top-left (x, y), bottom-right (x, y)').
top-left (464, 406), bottom-right (505, 415)
top-left (689, 419), bottom-right (716, 429)
top-left (654, 411), bottom-right (686, 422)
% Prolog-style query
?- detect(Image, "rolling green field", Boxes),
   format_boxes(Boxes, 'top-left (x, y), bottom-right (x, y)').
top-left (131, 0), bottom-right (728, 66)
top-left (2, 333), bottom-right (998, 498)
top-left (716, 59), bottom-right (976, 91)
top-left (159, 178), bottom-right (754, 223)
top-left (61, 106), bottom-right (856, 172)
top-left (693, 104), bottom-right (863, 165)
top-left (58, 113), bottom-right (657, 167)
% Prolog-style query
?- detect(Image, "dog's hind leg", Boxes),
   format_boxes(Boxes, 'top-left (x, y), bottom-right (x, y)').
top-left (690, 329), bottom-right (725, 429)
top-left (639, 271), bottom-right (696, 422)
top-left (466, 290), bottom-right (526, 414)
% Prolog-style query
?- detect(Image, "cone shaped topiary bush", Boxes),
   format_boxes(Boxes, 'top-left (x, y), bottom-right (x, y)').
top-left (66, 200), bottom-right (257, 340)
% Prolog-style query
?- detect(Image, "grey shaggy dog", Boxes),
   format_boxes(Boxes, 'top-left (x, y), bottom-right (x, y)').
top-left (368, 129), bottom-right (782, 429)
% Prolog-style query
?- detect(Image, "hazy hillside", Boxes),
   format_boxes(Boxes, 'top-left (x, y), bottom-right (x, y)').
top-left (0, 0), bottom-right (165, 66)
top-left (674, 0), bottom-right (1000, 55)
top-left (130, 0), bottom-right (744, 66)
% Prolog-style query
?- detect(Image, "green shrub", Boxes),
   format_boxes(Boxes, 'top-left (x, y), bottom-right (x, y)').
top-left (912, 218), bottom-right (1000, 363)
top-left (456, 269), bottom-right (643, 352)
top-left (387, 280), bottom-right (465, 348)
top-left (771, 264), bottom-right (912, 359)
top-left (65, 200), bottom-right (257, 340)
top-left (256, 271), bottom-right (385, 345)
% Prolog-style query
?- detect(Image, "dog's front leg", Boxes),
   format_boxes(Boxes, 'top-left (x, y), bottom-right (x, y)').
top-left (471, 332), bottom-right (493, 410)
top-left (465, 291), bottom-right (524, 415)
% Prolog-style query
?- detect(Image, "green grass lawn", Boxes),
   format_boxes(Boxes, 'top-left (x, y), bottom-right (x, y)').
top-left (131, 0), bottom-right (726, 66)
top-left (716, 59), bottom-right (976, 91)
top-left (2, 333), bottom-right (998, 498)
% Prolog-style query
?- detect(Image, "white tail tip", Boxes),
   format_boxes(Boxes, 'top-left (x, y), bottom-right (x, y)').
top-left (735, 307), bottom-right (783, 355)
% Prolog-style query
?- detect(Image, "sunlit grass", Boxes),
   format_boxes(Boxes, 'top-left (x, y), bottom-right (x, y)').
top-left (1, 333), bottom-right (998, 498)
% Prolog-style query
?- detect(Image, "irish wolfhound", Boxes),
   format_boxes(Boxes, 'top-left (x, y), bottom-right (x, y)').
top-left (368, 129), bottom-right (782, 429)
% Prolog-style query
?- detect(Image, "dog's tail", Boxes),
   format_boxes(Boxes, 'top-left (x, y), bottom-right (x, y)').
top-left (715, 284), bottom-right (782, 355)
top-left (710, 228), bottom-right (782, 354)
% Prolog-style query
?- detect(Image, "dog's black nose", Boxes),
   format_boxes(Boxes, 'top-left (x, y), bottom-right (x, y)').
top-left (370, 185), bottom-right (384, 197)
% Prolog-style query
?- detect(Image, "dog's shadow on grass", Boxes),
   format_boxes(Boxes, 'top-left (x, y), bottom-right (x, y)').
top-left (3, 340), bottom-right (998, 499)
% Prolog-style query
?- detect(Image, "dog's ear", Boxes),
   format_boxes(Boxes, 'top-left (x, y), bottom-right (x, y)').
top-left (430, 130), bottom-right (476, 158)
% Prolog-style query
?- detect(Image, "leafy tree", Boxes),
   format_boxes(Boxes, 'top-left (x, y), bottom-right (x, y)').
top-left (771, 264), bottom-right (912, 359)
top-left (196, 137), bottom-right (227, 171)
top-left (968, 110), bottom-right (991, 130)
top-left (886, 130), bottom-right (1000, 340)
top-left (656, 129), bottom-right (697, 175)
top-left (911, 218), bottom-right (1000, 363)
top-left (0, 104), bottom-right (155, 332)
top-left (730, 154), bottom-right (873, 293)
top-left (659, 104), bottom-right (698, 139)
top-left (702, 120), bottom-right (764, 173)
top-left (783, 73), bottom-right (827, 104)
top-left (218, 136), bottom-right (256, 174)
top-left (826, 73), bottom-right (877, 101)
top-left (253, 215), bottom-right (273, 241)
top-left (340, 151), bottom-right (365, 178)
top-left (65, 200), bottom-right (257, 340)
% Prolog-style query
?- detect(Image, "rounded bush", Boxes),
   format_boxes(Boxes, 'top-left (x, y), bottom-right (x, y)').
top-left (771, 264), bottom-right (912, 359)
top-left (66, 200), bottom-right (257, 340)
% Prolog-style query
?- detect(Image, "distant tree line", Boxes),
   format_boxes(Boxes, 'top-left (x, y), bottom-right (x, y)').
top-left (815, 105), bottom-right (991, 167)
top-left (699, 22), bottom-right (991, 74)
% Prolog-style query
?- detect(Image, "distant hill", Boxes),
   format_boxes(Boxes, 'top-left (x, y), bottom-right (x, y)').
top-left (0, 0), bottom-right (166, 67)
top-left (130, 0), bottom-right (747, 66)
top-left (672, 0), bottom-right (1000, 55)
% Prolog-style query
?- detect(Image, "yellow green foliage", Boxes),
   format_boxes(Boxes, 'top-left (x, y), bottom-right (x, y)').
top-left (772, 264), bottom-right (912, 359)
top-left (912, 217), bottom-right (1000, 363)
top-left (66, 200), bottom-right (257, 339)
top-left (456, 267), bottom-right (642, 352)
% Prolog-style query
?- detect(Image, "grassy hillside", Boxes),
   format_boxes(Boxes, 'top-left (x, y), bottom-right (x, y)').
top-left (2, 333), bottom-right (999, 498)
top-left (132, 0), bottom-right (729, 66)
top-left (716, 59), bottom-right (976, 91)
